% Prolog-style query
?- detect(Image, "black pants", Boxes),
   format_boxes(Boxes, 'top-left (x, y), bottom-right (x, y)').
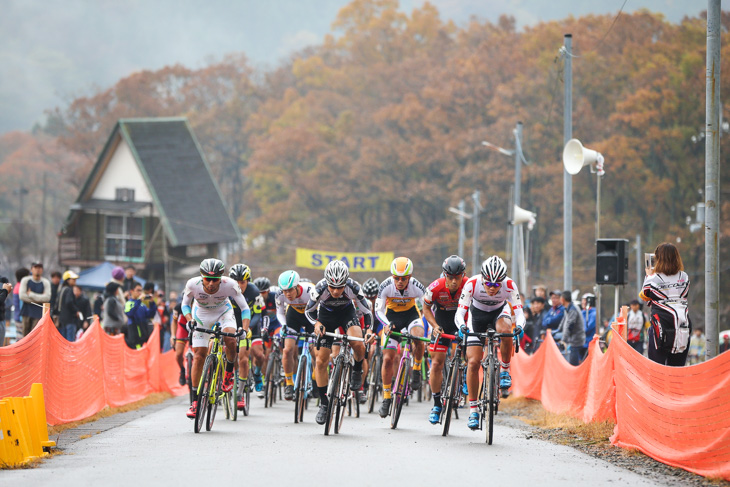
top-left (647, 327), bottom-right (688, 366)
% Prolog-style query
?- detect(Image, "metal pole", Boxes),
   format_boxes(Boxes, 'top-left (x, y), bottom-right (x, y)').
top-left (563, 34), bottom-right (573, 292)
top-left (705, 0), bottom-right (721, 359)
top-left (472, 190), bottom-right (481, 276)
top-left (635, 234), bottom-right (642, 296)
top-left (458, 199), bottom-right (465, 258)
top-left (512, 122), bottom-right (523, 281)
top-left (595, 173), bottom-right (602, 332)
top-left (614, 285), bottom-right (620, 323)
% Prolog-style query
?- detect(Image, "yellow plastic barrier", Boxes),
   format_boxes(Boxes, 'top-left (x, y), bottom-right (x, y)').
top-left (0, 383), bottom-right (55, 467)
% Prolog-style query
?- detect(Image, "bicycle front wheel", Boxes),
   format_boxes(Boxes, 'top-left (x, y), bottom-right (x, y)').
top-left (294, 357), bottom-right (307, 423)
top-left (486, 354), bottom-right (497, 444)
top-left (336, 363), bottom-right (350, 434)
top-left (325, 359), bottom-right (343, 436)
top-left (194, 355), bottom-right (215, 434)
top-left (391, 359), bottom-right (408, 429)
top-left (186, 353), bottom-right (195, 405)
top-left (206, 361), bottom-right (221, 431)
top-left (264, 353), bottom-right (276, 408)
top-left (441, 359), bottom-right (459, 436)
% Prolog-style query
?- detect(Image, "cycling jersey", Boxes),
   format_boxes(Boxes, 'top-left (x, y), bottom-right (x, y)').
top-left (455, 275), bottom-right (525, 331)
top-left (641, 271), bottom-right (690, 353)
top-left (275, 282), bottom-right (316, 337)
top-left (181, 276), bottom-right (250, 348)
top-left (260, 288), bottom-right (281, 335)
top-left (231, 282), bottom-right (262, 342)
top-left (374, 276), bottom-right (426, 329)
top-left (423, 276), bottom-right (466, 334)
top-left (305, 278), bottom-right (372, 347)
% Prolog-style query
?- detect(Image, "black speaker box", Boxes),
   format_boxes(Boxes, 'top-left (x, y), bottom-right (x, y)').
top-left (596, 238), bottom-right (629, 285)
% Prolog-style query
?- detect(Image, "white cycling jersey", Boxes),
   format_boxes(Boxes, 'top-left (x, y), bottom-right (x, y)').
top-left (181, 276), bottom-right (249, 347)
top-left (455, 275), bottom-right (525, 330)
top-left (373, 276), bottom-right (426, 328)
top-left (275, 282), bottom-right (316, 326)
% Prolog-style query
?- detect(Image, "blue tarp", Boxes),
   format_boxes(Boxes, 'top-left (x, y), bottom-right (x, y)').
top-left (75, 262), bottom-right (146, 291)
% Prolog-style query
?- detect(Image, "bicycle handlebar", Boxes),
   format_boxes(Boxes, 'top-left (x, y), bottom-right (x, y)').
top-left (388, 330), bottom-right (431, 343)
top-left (461, 328), bottom-right (521, 353)
top-left (315, 331), bottom-right (365, 350)
top-left (191, 326), bottom-right (244, 339)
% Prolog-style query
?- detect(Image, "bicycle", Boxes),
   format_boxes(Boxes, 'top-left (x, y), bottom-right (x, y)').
top-left (289, 329), bottom-right (318, 423)
top-left (468, 327), bottom-right (521, 445)
top-left (184, 341), bottom-right (195, 404)
top-left (365, 341), bottom-right (382, 414)
top-left (264, 333), bottom-right (285, 408)
top-left (317, 331), bottom-right (364, 436)
top-left (437, 332), bottom-right (464, 436)
top-left (384, 330), bottom-right (430, 430)
top-left (191, 324), bottom-right (243, 434)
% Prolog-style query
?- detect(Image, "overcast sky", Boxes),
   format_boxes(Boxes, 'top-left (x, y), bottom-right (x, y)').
top-left (0, 0), bottom-right (708, 134)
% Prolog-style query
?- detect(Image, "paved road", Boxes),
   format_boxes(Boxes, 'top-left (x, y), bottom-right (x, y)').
top-left (8, 394), bottom-right (665, 486)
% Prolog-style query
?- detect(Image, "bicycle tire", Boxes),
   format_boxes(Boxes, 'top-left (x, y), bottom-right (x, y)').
top-left (294, 357), bottom-right (306, 423)
top-left (336, 363), bottom-right (349, 434)
top-left (243, 369), bottom-right (253, 417)
top-left (264, 352), bottom-right (276, 408)
top-left (367, 354), bottom-right (382, 414)
top-left (206, 360), bottom-right (221, 431)
top-left (194, 355), bottom-right (214, 433)
top-left (231, 370), bottom-right (238, 421)
top-left (441, 359), bottom-right (459, 436)
top-left (186, 353), bottom-right (195, 405)
top-left (391, 359), bottom-right (407, 429)
top-left (487, 354), bottom-right (496, 444)
top-left (324, 359), bottom-right (342, 436)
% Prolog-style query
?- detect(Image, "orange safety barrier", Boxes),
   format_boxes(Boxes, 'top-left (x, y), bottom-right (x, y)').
top-left (511, 330), bottom-right (730, 480)
top-left (0, 313), bottom-right (187, 425)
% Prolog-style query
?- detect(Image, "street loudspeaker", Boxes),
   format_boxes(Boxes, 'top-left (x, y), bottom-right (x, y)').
top-left (512, 205), bottom-right (536, 230)
top-left (563, 138), bottom-right (600, 175)
top-left (596, 238), bottom-right (629, 285)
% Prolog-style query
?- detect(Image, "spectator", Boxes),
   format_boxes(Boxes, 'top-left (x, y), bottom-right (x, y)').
top-left (0, 277), bottom-right (12, 346)
top-left (122, 265), bottom-right (141, 294)
top-left (627, 299), bottom-right (648, 355)
top-left (100, 280), bottom-right (127, 335)
top-left (124, 283), bottom-right (156, 349)
top-left (532, 284), bottom-right (547, 300)
top-left (542, 289), bottom-right (565, 334)
top-left (48, 271), bottom-right (62, 324)
top-left (557, 290), bottom-right (586, 366)
top-left (12, 268), bottom-right (30, 338)
top-left (526, 296), bottom-right (546, 352)
top-left (143, 282), bottom-right (158, 336)
top-left (720, 335), bottom-right (730, 354)
top-left (156, 289), bottom-right (172, 352)
top-left (74, 285), bottom-right (93, 333)
top-left (57, 271), bottom-right (80, 341)
top-left (688, 329), bottom-right (706, 364)
top-left (19, 262), bottom-right (52, 337)
top-left (581, 293), bottom-right (597, 351)
top-left (640, 242), bottom-right (690, 367)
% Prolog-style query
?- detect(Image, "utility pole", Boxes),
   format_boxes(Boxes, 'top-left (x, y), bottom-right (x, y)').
top-left (705, 0), bottom-right (721, 358)
top-left (458, 199), bottom-right (466, 258)
top-left (635, 234), bottom-right (642, 296)
top-left (472, 190), bottom-right (481, 276)
top-left (512, 122), bottom-right (523, 284)
top-left (563, 33), bottom-right (573, 292)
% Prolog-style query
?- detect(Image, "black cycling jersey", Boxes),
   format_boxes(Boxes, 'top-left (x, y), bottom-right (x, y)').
top-left (305, 278), bottom-right (372, 329)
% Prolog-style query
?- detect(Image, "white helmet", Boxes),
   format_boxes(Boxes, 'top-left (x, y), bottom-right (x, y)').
top-left (324, 260), bottom-right (349, 287)
top-left (481, 256), bottom-right (507, 283)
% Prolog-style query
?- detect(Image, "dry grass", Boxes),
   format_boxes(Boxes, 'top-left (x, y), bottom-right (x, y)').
top-left (47, 392), bottom-right (173, 436)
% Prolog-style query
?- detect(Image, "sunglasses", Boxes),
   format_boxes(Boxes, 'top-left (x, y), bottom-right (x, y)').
top-left (484, 281), bottom-right (501, 288)
top-left (392, 276), bottom-right (410, 282)
top-left (202, 276), bottom-right (221, 282)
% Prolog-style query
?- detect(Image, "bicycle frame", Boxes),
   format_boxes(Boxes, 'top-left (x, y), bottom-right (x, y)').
top-left (386, 331), bottom-right (430, 429)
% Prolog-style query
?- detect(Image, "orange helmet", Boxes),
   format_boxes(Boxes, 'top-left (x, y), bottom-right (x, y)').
top-left (390, 257), bottom-right (413, 277)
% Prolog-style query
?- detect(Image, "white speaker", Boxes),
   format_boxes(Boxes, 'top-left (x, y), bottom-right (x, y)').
top-left (513, 204), bottom-right (536, 230)
top-left (563, 138), bottom-right (601, 175)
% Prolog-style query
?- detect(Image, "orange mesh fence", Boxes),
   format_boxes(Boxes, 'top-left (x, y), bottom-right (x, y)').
top-left (511, 330), bottom-right (730, 480)
top-left (0, 313), bottom-right (186, 425)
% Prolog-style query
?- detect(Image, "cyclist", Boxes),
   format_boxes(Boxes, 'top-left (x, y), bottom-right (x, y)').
top-left (305, 260), bottom-right (372, 425)
top-left (455, 255), bottom-right (525, 430)
top-left (275, 270), bottom-right (317, 400)
top-left (358, 277), bottom-right (380, 402)
top-left (182, 258), bottom-right (250, 419)
top-left (373, 257), bottom-right (427, 418)
top-left (254, 276), bottom-right (278, 397)
top-left (422, 255), bottom-right (468, 424)
top-left (229, 264), bottom-right (265, 410)
top-left (170, 301), bottom-right (189, 385)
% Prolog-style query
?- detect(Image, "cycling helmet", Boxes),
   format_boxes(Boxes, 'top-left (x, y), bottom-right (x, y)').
top-left (200, 258), bottom-right (225, 278)
top-left (324, 260), bottom-right (349, 287)
top-left (278, 270), bottom-right (300, 290)
top-left (229, 263), bottom-right (252, 281)
top-left (481, 256), bottom-right (507, 283)
top-left (442, 255), bottom-right (466, 275)
top-left (390, 257), bottom-right (413, 276)
top-left (362, 277), bottom-right (379, 299)
top-left (253, 276), bottom-right (271, 292)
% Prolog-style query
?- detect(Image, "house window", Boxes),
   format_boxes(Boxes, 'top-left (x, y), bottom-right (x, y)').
top-left (115, 188), bottom-right (135, 202)
top-left (105, 215), bottom-right (144, 260)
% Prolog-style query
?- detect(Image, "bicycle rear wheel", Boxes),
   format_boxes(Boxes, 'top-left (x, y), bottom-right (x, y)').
top-left (391, 359), bottom-right (407, 430)
top-left (294, 357), bottom-right (307, 423)
top-left (325, 360), bottom-right (343, 436)
top-left (194, 355), bottom-right (215, 433)
top-left (264, 353), bottom-right (276, 408)
top-left (367, 354), bottom-right (382, 414)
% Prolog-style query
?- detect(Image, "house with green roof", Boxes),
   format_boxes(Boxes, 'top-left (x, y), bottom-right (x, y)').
top-left (58, 117), bottom-right (240, 289)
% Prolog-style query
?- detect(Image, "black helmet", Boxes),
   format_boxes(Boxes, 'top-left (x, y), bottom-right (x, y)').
top-left (229, 263), bottom-right (251, 282)
top-left (200, 258), bottom-right (225, 278)
top-left (442, 255), bottom-right (466, 276)
top-left (362, 278), bottom-right (379, 299)
top-left (253, 276), bottom-right (271, 291)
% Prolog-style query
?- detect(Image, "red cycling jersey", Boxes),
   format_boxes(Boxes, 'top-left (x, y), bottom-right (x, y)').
top-left (423, 277), bottom-right (466, 311)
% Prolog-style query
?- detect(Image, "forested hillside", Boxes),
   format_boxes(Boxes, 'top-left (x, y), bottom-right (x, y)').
top-left (1, 1), bottom-right (729, 325)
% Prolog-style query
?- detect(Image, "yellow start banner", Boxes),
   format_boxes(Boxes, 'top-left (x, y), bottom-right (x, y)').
top-left (296, 248), bottom-right (394, 272)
